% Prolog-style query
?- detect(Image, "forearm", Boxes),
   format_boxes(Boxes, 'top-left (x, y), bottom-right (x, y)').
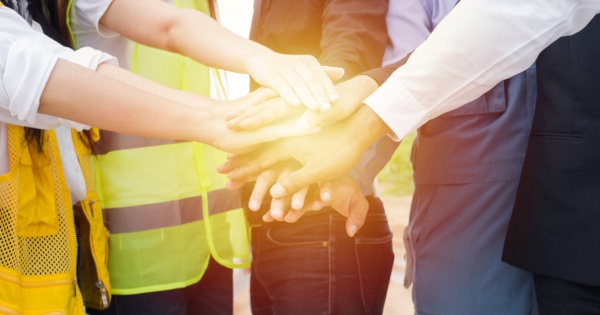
top-left (96, 62), bottom-right (212, 108)
top-left (101, 0), bottom-right (273, 74)
top-left (344, 105), bottom-right (391, 153)
top-left (39, 59), bottom-right (213, 142)
top-left (340, 76), bottom-right (399, 195)
top-left (332, 75), bottom-right (379, 114)
top-left (166, 9), bottom-right (275, 75)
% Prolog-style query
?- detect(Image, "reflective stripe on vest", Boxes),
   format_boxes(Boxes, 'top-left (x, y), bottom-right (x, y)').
top-left (104, 188), bottom-right (241, 233)
top-left (69, 0), bottom-right (250, 295)
top-left (0, 126), bottom-right (85, 314)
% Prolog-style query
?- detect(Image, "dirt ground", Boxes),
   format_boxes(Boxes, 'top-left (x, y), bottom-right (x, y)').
top-left (233, 194), bottom-right (415, 315)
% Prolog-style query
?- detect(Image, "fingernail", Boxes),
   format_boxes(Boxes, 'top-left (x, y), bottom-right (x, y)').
top-left (224, 110), bottom-right (239, 119)
top-left (239, 120), bottom-right (250, 129)
top-left (249, 200), bottom-right (260, 211)
top-left (270, 184), bottom-right (286, 198)
top-left (292, 198), bottom-right (303, 210)
top-left (271, 207), bottom-right (283, 218)
top-left (291, 98), bottom-right (301, 106)
top-left (312, 200), bottom-right (322, 210)
top-left (348, 225), bottom-right (358, 237)
top-left (295, 118), bottom-right (311, 132)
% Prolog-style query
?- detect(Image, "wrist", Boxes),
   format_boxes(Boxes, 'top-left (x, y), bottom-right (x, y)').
top-left (241, 45), bottom-right (274, 76)
top-left (345, 105), bottom-right (390, 152)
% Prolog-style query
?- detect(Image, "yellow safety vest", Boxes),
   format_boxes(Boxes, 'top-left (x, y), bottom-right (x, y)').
top-left (67, 0), bottom-right (251, 295)
top-left (0, 126), bottom-right (110, 314)
top-left (71, 128), bottom-right (111, 311)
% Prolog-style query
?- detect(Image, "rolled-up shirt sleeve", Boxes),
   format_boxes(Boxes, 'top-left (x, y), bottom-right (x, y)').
top-left (364, 0), bottom-right (600, 141)
top-left (72, 0), bottom-right (117, 38)
top-left (4, 39), bottom-right (57, 125)
top-left (0, 7), bottom-right (116, 130)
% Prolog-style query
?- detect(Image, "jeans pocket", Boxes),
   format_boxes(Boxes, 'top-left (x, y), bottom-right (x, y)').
top-left (265, 216), bottom-right (330, 247)
top-left (355, 232), bottom-right (394, 314)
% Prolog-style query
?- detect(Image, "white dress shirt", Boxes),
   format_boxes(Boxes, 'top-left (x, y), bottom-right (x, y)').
top-left (365, 0), bottom-right (600, 140)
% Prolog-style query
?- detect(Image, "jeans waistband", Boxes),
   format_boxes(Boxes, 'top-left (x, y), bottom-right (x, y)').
top-left (245, 194), bottom-right (380, 228)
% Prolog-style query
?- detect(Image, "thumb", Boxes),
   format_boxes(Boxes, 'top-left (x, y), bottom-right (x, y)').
top-left (345, 196), bottom-right (368, 237)
top-left (239, 87), bottom-right (278, 106)
top-left (322, 66), bottom-right (345, 81)
top-left (295, 110), bottom-right (323, 131)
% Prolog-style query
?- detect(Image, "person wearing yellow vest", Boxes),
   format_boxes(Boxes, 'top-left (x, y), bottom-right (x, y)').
top-left (0, 1), bottom-right (115, 314)
top-left (66, 0), bottom-right (345, 314)
top-left (0, 1), bottom-right (333, 314)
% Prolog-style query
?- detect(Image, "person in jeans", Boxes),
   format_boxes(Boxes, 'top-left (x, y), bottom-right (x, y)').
top-left (245, 0), bottom-right (395, 314)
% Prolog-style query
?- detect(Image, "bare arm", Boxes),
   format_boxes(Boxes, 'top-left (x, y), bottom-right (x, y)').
top-left (40, 59), bottom-right (214, 141)
top-left (39, 59), bottom-right (314, 153)
top-left (95, 61), bottom-right (213, 108)
top-left (99, 0), bottom-right (341, 110)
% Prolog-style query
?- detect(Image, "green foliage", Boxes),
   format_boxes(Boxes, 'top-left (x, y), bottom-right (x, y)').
top-left (376, 132), bottom-right (416, 196)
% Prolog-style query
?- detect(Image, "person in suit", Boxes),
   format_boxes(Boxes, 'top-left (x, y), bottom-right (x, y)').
top-left (384, 0), bottom-right (538, 313)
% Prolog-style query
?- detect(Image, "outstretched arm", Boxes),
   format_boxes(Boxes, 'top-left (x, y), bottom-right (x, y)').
top-left (97, 0), bottom-right (341, 110)
top-left (365, 0), bottom-right (600, 141)
top-left (38, 59), bottom-right (315, 153)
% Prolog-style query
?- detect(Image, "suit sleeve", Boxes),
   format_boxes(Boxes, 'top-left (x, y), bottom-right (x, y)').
top-left (319, 0), bottom-right (389, 81)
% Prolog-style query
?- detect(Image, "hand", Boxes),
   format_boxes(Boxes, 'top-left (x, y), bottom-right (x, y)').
top-left (246, 51), bottom-right (344, 111)
top-left (205, 88), bottom-right (320, 154)
top-left (244, 161), bottom-right (367, 237)
top-left (237, 160), bottom-right (323, 217)
top-left (266, 176), bottom-right (367, 238)
top-left (218, 105), bottom-right (391, 195)
top-left (225, 75), bottom-right (379, 131)
top-left (244, 161), bottom-right (331, 215)
top-left (224, 96), bottom-right (303, 132)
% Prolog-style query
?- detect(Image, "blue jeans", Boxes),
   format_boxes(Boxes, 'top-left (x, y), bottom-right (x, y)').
top-left (87, 256), bottom-right (232, 315)
top-left (248, 196), bottom-right (393, 315)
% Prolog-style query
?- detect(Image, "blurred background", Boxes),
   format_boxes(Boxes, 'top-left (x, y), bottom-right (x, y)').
top-left (217, 1), bottom-right (416, 313)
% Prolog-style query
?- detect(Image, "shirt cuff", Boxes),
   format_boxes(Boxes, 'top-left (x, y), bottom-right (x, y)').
top-left (60, 46), bottom-right (118, 70)
top-left (363, 78), bottom-right (428, 141)
top-left (4, 40), bottom-right (117, 129)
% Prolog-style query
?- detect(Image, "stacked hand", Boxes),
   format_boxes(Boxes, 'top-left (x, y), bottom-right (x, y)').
top-left (215, 75), bottom-right (389, 236)
top-left (230, 160), bottom-right (368, 237)
top-left (201, 88), bottom-right (321, 154)
top-left (246, 51), bottom-right (344, 112)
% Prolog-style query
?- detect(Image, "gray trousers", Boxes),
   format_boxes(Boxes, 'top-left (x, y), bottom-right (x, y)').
top-left (405, 180), bottom-right (538, 315)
